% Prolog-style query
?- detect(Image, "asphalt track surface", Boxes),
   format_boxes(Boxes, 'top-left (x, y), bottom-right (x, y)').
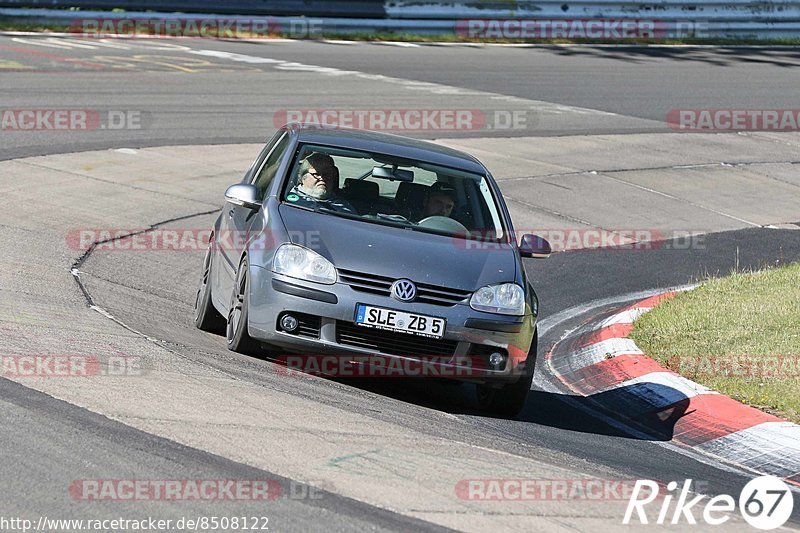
top-left (4, 36), bottom-right (800, 159)
top-left (2, 35), bottom-right (800, 530)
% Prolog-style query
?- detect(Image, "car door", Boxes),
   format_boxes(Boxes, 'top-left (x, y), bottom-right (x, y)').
top-left (214, 130), bottom-right (289, 308)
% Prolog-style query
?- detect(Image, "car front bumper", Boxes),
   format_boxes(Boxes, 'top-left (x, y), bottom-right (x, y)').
top-left (247, 266), bottom-right (537, 384)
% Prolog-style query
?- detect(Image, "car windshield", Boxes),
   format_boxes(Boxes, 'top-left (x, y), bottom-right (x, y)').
top-left (281, 143), bottom-right (505, 240)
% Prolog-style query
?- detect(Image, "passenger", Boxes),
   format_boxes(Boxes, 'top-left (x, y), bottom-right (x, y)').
top-left (419, 182), bottom-right (456, 219)
top-left (287, 153), bottom-right (356, 214)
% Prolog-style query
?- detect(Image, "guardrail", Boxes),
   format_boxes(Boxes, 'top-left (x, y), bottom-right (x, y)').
top-left (387, 0), bottom-right (800, 20)
top-left (2, 1), bottom-right (800, 39)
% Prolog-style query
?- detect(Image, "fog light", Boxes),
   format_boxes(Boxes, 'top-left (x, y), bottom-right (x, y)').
top-left (489, 352), bottom-right (505, 367)
top-left (280, 314), bottom-right (299, 332)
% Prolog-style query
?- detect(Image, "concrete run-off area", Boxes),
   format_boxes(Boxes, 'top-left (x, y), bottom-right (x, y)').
top-left (1, 130), bottom-right (799, 530)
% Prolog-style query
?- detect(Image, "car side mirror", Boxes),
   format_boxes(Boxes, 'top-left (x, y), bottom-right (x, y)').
top-left (224, 184), bottom-right (261, 210)
top-left (519, 234), bottom-right (551, 259)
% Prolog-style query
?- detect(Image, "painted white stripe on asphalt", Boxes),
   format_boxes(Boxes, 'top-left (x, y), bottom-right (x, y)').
top-left (11, 37), bottom-right (92, 49)
top-left (241, 38), bottom-right (297, 43)
top-left (421, 42), bottom-right (485, 47)
top-left (275, 62), bottom-right (357, 75)
top-left (485, 43), bottom-right (537, 47)
top-left (11, 36), bottom-right (191, 51)
top-left (189, 50), bottom-right (284, 64)
top-left (188, 49), bottom-right (621, 113)
top-left (696, 422), bottom-right (800, 478)
top-left (597, 371), bottom-right (716, 399)
top-left (373, 41), bottom-right (421, 47)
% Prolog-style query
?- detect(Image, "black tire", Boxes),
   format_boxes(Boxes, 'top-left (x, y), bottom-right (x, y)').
top-left (476, 335), bottom-right (538, 417)
top-left (194, 243), bottom-right (225, 333)
top-left (226, 256), bottom-right (262, 355)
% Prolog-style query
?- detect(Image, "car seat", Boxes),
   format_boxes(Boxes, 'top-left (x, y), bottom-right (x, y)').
top-left (395, 182), bottom-right (429, 220)
top-left (341, 178), bottom-right (380, 214)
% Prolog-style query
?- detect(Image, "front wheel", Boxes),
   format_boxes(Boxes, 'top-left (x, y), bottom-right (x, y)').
top-left (194, 244), bottom-right (225, 333)
top-left (226, 257), bottom-right (262, 355)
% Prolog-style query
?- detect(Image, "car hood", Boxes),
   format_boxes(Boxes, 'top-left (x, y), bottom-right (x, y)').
top-left (278, 205), bottom-right (517, 290)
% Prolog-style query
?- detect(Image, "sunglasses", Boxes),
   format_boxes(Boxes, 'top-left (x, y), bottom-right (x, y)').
top-left (306, 170), bottom-right (332, 180)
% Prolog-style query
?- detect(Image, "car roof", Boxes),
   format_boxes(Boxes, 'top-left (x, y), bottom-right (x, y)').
top-left (284, 124), bottom-right (488, 175)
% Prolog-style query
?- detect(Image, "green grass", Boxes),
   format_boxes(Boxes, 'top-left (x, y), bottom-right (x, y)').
top-left (0, 21), bottom-right (72, 33)
top-left (630, 263), bottom-right (800, 422)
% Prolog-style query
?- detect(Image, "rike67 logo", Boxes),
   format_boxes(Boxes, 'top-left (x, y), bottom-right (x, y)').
top-left (624, 477), bottom-right (794, 529)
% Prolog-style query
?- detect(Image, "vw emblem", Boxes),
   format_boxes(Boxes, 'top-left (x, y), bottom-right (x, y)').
top-left (390, 279), bottom-right (417, 302)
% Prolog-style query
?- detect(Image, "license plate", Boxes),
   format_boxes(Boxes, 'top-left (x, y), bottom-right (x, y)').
top-left (355, 304), bottom-right (446, 339)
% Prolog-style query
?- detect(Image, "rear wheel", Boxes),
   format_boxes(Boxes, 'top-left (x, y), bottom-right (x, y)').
top-left (226, 257), bottom-right (261, 355)
top-left (476, 335), bottom-right (538, 417)
top-left (194, 243), bottom-right (225, 333)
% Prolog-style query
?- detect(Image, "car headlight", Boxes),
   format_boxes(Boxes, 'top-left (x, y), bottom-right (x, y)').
top-left (470, 283), bottom-right (526, 316)
top-left (273, 244), bottom-right (336, 285)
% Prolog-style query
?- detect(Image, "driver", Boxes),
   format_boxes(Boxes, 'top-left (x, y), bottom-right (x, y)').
top-left (419, 182), bottom-right (456, 219)
top-left (287, 153), bottom-right (356, 214)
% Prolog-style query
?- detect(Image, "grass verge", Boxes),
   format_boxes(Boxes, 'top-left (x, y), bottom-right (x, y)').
top-left (629, 262), bottom-right (800, 423)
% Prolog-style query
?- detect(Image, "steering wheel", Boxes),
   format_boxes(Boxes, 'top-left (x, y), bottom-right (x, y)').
top-left (417, 216), bottom-right (468, 233)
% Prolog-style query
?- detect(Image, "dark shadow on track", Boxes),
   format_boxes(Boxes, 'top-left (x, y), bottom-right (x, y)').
top-left (282, 371), bottom-right (692, 442)
top-left (517, 388), bottom-right (691, 442)
top-left (547, 46), bottom-right (800, 68)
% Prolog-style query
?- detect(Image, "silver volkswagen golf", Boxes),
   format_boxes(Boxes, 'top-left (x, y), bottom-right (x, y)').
top-left (194, 124), bottom-right (551, 416)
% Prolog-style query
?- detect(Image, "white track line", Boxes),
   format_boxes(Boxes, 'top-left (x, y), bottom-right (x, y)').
top-left (541, 286), bottom-right (800, 489)
top-left (537, 284), bottom-right (698, 338)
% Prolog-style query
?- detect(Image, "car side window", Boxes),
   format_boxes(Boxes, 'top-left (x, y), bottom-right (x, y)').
top-left (253, 133), bottom-right (290, 198)
top-left (244, 131), bottom-right (281, 183)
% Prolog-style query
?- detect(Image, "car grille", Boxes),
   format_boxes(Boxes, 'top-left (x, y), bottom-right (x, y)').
top-left (336, 321), bottom-right (458, 357)
top-left (337, 268), bottom-right (471, 306)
